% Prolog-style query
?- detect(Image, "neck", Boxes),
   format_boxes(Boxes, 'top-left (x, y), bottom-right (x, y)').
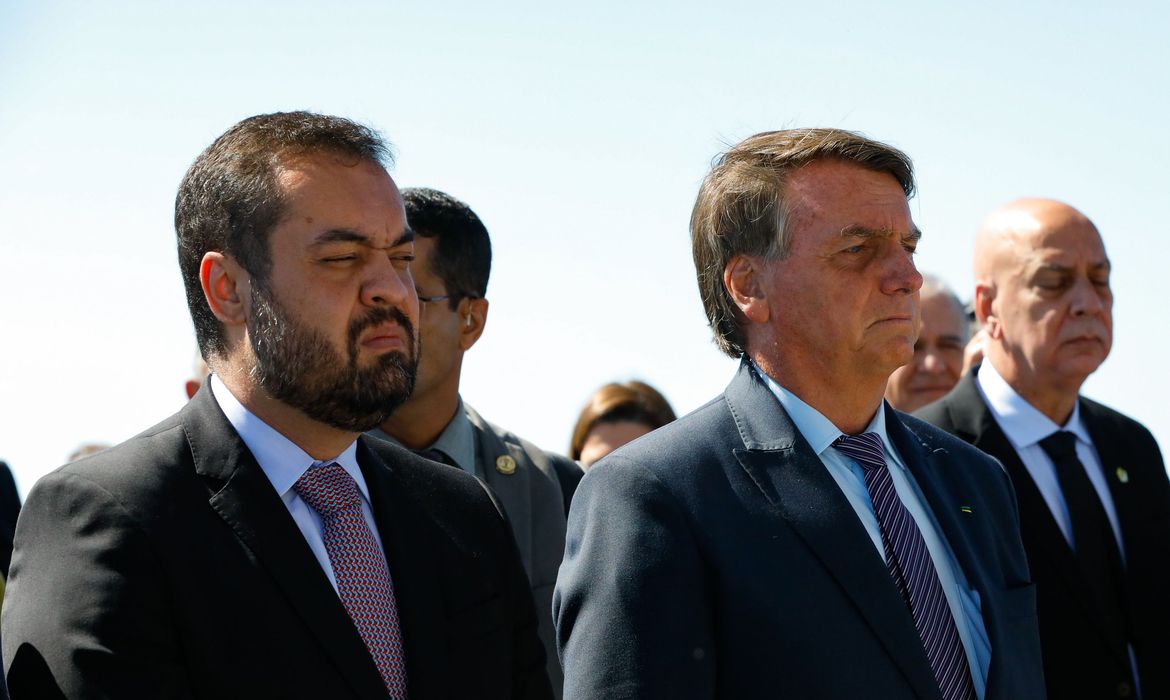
top-left (986, 348), bottom-right (1081, 425)
top-left (752, 353), bottom-right (885, 435)
top-left (379, 379), bottom-right (461, 450)
top-left (215, 365), bottom-right (358, 461)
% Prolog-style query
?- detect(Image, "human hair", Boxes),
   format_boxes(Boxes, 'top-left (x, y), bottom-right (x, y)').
top-left (690, 128), bottom-right (916, 357)
top-left (175, 111), bottom-right (393, 359)
top-left (569, 381), bottom-right (677, 460)
top-left (402, 188), bottom-right (491, 310)
top-left (919, 273), bottom-right (969, 342)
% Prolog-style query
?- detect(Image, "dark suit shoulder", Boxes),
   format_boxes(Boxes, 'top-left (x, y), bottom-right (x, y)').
top-left (43, 411), bottom-right (194, 511)
top-left (466, 406), bottom-right (584, 512)
top-left (1080, 396), bottom-right (1164, 455)
top-left (912, 397), bottom-right (954, 431)
top-left (594, 393), bottom-right (729, 477)
top-left (900, 411), bottom-right (1003, 469)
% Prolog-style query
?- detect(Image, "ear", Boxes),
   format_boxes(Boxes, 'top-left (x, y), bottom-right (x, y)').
top-left (200, 252), bottom-right (249, 327)
top-left (185, 379), bottom-right (202, 400)
top-left (723, 255), bottom-right (770, 324)
top-left (458, 297), bottom-right (489, 351)
top-left (974, 281), bottom-right (999, 339)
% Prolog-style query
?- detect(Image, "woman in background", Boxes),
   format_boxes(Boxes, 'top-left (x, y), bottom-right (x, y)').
top-left (570, 381), bottom-right (676, 468)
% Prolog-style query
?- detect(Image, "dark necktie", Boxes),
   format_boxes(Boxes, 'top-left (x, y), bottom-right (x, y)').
top-left (834, 433), bottom-right (977, 700)
top-left (1038, 431), bottom-right (1127, 640)
top-left (294, 464), bottom-right (409, 699)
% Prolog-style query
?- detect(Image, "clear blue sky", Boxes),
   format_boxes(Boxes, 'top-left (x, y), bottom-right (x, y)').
top-left (1, 1), bottom-right (1167, 493)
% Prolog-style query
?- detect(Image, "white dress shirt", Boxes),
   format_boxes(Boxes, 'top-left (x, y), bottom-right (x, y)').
top-left (758, 369), bottom-right (991, 698)
top-left (976, 360), bottom-right (1125, 557)
top-left (210, 374), bottom-right (386, 593)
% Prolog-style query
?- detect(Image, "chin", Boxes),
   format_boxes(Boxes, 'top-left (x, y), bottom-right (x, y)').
top-left (914, 389), bottom-right (948, 407)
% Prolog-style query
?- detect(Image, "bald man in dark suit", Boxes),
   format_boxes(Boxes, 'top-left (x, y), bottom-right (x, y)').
top-left (918, 198), bottom-right (1170, 700)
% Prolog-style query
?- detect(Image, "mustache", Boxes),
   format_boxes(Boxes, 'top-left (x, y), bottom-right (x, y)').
top-left (347, 305), bottom-right (416, 356)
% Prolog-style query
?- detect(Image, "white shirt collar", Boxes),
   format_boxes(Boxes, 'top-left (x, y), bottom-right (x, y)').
top-left (755, 363), bottom-right (896, 459)
top-left (210, 374), bottom-right (368, 501)
top-left (976, 360), bottom-right (1092, 450)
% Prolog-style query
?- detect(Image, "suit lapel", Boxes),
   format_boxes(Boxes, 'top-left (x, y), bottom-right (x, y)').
top-left (943, 372), bottom-right (1126, 661)
top-left (726, 362), bottom-right (942, 700)
top-left (1080, 400), bottom-right (1137, 562)
top-left (357, 439), bottom-right (449, 700)
top-left (886, 406), bottom-right (985, 593)
top-left (466, 406), bottom-right (534, 576)
top-left (184, 385), bottom-right (388, 699)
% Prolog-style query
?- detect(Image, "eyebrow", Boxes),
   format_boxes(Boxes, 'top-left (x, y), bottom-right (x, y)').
top-left (1035, 259), bottom-right (1112, 274)
top-left (838, 224), bottom-right (922, 243)
top-left (310, 227), bottom-right (415, 248)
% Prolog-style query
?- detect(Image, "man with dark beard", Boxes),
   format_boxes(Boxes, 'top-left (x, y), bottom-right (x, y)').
top-left (0, 112), bottom-right (553, 700)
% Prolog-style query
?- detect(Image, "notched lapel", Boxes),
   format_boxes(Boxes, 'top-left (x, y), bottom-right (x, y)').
top-left (887, 410), bottom-right (984, 592)
top-left (467, 409), bottom-right (534, 575)
top-left (725, 362), bottom-right (941, 700)
top-left (734, 446), bottom-right (941, 700)
top-left (184, 386), bottom-right (390, 700)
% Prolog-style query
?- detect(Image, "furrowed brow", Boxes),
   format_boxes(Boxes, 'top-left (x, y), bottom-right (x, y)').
top-left (838, 224), bottom-right (919, 242)
top-left (393, 227), bottom-right (415, 247)
top-left (310, 227), bottom-right (415, 249)
top-left (311, 229), bottom-right (370, 246)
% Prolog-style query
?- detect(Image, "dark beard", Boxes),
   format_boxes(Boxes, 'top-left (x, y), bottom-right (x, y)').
top-left (247, 280), bottom-right (418, 432)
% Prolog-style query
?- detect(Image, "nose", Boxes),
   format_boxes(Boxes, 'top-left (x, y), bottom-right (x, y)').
top-left (361, 255), bottom-right (415, 310)
top-left (881, 242), bottom-right (923, 296)
top-left (919, 346), bottom-right (944, 372)
top-left (1069, 276), bottom-right (1109, 317)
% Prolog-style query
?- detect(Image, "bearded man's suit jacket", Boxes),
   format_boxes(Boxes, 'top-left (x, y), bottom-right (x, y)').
top-left (553, 361), bottom-right (1045, 699)
top-left (916, 368), bottom-right (1170, 700)
top-left (0, 383), bottom-right (553, 700)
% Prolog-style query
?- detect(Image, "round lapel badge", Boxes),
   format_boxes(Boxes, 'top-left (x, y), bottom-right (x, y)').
top-left (495, 455), bottom-right (517, 475)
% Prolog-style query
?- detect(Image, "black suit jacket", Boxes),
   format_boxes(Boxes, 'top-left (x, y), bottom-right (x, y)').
top-left (1, 384), bottom-right (552, 699)
top-left (917, 368), bottom-right (1170, 700)
top-left (0, 461), bottom-right (19, 579)
top-left (554, 360), bottom-right (1045, 699)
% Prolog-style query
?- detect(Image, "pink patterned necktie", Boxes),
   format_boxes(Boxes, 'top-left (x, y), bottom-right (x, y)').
top-left (833, 433), bottom-right (977, 700)
top-left (294, 463), bottom-right (409, 698)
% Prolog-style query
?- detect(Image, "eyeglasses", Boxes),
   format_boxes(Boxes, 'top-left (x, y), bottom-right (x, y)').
top-left (416, 289), bottom-right (479, 304)
top-left (416, 290), bottom-right (451, 304)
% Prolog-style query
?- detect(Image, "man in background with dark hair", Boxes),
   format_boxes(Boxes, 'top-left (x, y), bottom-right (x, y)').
top-left (370, 187), bottom-right (581, 698)
top-left (918, 198), bottom-right (1170, 699)
top-left (555, 128), bottom-right (1044, 699)
top-left (2, 113), bottom-right (551, 699)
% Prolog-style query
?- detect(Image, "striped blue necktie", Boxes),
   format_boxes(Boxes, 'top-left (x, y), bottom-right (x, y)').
top-left (834, 432), bottom-right (976, 700)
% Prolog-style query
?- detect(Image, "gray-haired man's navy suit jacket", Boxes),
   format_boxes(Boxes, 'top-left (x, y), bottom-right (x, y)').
top-left (554, 360), bottom-right (1045, 699)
